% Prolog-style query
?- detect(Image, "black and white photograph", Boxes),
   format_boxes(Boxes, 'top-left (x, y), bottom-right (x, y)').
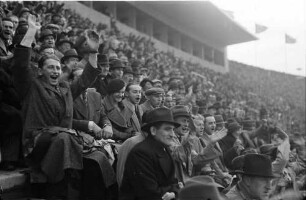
top-left (0, 0), bottom-right (305, 199)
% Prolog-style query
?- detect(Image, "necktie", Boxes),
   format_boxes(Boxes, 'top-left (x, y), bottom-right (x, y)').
top-left (135, 105), bottom-right (142, 124)
top-left (82, 91), bottom-right (87, 105)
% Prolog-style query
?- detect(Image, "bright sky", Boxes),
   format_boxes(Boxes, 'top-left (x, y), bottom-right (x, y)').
top-left (209, 0), bottom-right (306, 77)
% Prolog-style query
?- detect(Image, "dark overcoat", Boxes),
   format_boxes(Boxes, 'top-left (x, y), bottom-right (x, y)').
top-left (11, 46), bottom-right (99, 183)
top-left (72, 88), bottom-right (110, 132)
top-left (120, 136), bottom-right (179, 200)
top-left (101, 95), bottom-right (135, 141)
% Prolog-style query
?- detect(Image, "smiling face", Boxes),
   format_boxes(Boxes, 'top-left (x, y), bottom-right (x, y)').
top-left (151, 123), bottom-right (176, 147)
top-left (174, 116), bottom-right (190, 137)
top-left (58, 42), bottom-right (72, 54)
top-left (111, 87), bottom-right (125, 103)
top-left (1, 20), bottom-right (13, 40)
top-left (40, 58), bottom-right (62, 86)
top-left (43, 35), bottom-right (55, 47)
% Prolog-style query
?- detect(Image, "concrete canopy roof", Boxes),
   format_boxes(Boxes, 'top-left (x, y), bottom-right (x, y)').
top-left (128, 1), bottom-right (257, 46)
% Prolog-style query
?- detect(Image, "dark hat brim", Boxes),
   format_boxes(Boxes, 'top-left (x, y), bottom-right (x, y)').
top-left (141, 120), bottom-right (180, 132)
top-left (234, 170), bottom-right (278, 178)
top-left (61, 55), bottom-right (82, 64)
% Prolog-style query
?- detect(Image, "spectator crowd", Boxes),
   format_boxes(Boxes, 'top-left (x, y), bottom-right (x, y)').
top-left (0, 1), bottom-right (305, 200)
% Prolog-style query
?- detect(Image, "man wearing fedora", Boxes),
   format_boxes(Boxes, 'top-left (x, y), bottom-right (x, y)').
top-left (60, 48), bottom-right (82, 81)
top-left (120, 107), bottom-right (181, 200)
top-left (39, 28), bottom-right (63, 59)
top-left (91, 54), bottom-right (110, 97)
top-left (227, 153), bottom-right (276, 200)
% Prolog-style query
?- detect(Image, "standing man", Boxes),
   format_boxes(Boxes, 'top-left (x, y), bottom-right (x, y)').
top-left (122, 83), bottom-right (142, 131)
top-left (120, 107), bottom-right (181, 200)
top-left (117, 83), bottom-right (143, 187)
top-left (0, 18), bottom-right (14, 61)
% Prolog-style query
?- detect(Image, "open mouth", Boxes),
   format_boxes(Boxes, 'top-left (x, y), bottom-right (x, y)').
top-left (50, 74), bottom-right (59, 81)
top-left (182, 127), bottom-right (189, 133)
top-left (3, 31), bottom-right (11, 37)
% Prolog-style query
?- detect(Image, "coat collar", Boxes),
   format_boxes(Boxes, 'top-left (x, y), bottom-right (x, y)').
top-left (146, 136), bottom-right (175, 177)
top-left (73, 95), bottom-right (88, 119)
top-left (0, 38), bottom-right (8, 55)
top-left (38, 77), bottom-right (69, 96)
top-left (122, 99), bottom-right (135, 111)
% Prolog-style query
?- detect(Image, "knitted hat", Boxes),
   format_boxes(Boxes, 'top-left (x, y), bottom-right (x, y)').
top-left (107, 79), bottom-right (125, 94)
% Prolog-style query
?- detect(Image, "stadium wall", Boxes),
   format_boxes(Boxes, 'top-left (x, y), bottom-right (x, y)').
top-left (63, 1), bottom-right (228, 73)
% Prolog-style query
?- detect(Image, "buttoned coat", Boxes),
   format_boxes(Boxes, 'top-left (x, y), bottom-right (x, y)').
top-left (120, 136), bottom-right (179, 200)
top-left (72, 88), bottom-right (110, 132)
top-left (101, 95), bottom-right (135, 141)
top-left (122, 99), bottom-right (142, 133)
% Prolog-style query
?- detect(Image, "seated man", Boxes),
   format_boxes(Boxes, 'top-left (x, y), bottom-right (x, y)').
top-left (120, 107), bottom-right (181, 200)
top-left (139, 87), bottom-right (164, 118)
top-left (227, 154), bottom-right (276, 200)
top-left (72, 67), bottom-right (115, 199)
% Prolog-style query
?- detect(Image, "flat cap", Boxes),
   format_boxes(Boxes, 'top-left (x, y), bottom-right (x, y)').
top-left (145, 87), bottom-right (164, 96)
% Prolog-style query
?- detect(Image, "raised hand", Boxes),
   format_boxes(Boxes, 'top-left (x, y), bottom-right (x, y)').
top-left (83, 29), bottom-right (100, 53)
top-left (210, 127), bottom-right (227, 143)
top-left (21, 14), bottom-right (40, 47)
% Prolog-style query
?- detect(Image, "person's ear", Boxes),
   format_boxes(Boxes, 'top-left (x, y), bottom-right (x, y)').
top-left (37, 67), bottom-right (43, 76)
top-left (150, 126), bottom-right (156, 136)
